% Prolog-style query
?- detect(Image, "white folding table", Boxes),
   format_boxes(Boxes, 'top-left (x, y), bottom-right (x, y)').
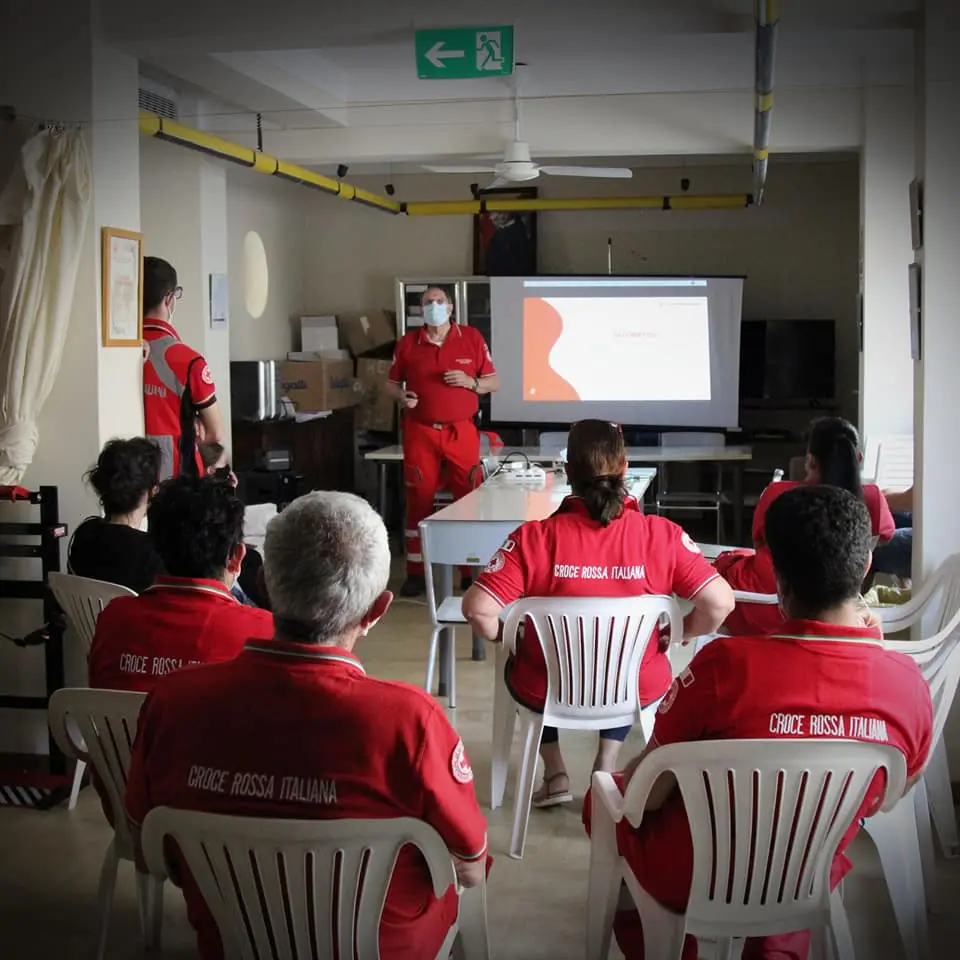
top-left (366, 443), bottom-right (752, 543)
top-left (420, 468), bottom-right (657, 698)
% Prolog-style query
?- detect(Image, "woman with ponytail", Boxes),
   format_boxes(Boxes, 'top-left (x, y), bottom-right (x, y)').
top-left (463, 420), bottom-right (734, 808)
top-left (69, 437), bottom-right (166, 592)
top-left (715, 416), bottom-right (894, 635)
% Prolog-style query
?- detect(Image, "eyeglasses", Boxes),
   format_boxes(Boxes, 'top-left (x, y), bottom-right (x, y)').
top-left (170, 286), bottom-right (183, 301)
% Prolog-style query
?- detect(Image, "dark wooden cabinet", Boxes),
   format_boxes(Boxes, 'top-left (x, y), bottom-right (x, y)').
top-left (232, 408), bottom-right (356, 495)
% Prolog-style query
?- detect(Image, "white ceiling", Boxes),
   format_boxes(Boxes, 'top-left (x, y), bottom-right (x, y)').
top-left (119, 0), bottom-right (916, 169)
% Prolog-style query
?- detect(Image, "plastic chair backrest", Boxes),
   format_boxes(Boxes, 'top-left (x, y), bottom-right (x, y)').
top-left (48, 572), bottom-right (136, 649)
top-left (878, 552), bottom-right (960, 638)
top-left (502, 595), bottom-right (682, 729)
top-left (873, 434), bottom-right (914, 491)
top-left (660, 432), bottom-right (726, 448)
top-left (883, 607), bottom-right (960, 748)
top-left (48, 688), bottom-right (146, 850)
top-left (620, 738), bottom-right (906, 938)
top-left (140, 809), bottom-right (458, 960)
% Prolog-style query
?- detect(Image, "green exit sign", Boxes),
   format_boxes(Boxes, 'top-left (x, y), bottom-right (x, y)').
top-left (415, 26), bottom-right (515, 79)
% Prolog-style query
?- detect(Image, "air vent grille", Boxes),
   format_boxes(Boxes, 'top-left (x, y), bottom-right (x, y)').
top-left (138, 88), bottom-right (178, 121)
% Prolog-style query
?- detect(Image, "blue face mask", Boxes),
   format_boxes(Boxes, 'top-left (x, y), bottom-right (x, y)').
top-left (422, 302), bottom-right (449, 326)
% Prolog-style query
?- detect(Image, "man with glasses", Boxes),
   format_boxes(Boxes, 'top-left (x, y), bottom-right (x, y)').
top-left (143, 257), bottom-right (224, 480)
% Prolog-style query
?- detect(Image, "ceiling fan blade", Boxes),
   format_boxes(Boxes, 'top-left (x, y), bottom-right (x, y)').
top-left (422, 165), bottom-right (497, 174)
top-left (539, 165), bottom-right (634, 179)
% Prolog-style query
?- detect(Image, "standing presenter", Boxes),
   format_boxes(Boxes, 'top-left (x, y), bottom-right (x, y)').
top-left (383, 286), bottom-right (500, 597)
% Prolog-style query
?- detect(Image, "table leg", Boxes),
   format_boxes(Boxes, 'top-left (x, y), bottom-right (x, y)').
top-left (377, 462), bottom-right (387, 519)
top-left (437, 563), bottom-right (454, 699)
top-left (472, 630), bottom-right (486, 661)
top-left (733, 462), bottom-right (745, 546)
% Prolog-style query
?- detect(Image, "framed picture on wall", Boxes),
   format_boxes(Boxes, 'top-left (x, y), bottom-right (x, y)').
top-left (909, 178), bottom-right (923, 251)
top-left (908, 261), bottom-right (921, 361)
top-left (101, 226), bottom-right (144, 347)
top-left (473, 186), bottom-right (538, 276)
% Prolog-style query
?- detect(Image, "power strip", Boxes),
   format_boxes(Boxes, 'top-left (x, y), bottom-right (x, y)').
top-left (496, 466), bottom-right (547, 482)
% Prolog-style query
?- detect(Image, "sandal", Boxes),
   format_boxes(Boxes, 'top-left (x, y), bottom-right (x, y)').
top-left (532, 772), bottom-right (573, 808)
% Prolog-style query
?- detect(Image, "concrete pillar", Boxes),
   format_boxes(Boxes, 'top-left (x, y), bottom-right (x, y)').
top-left (858, 85), bottom-right (914, 439)
top-left (912, 0), bottom-right (960, 768)
top-left (0, 0), bottom-right (142, 752)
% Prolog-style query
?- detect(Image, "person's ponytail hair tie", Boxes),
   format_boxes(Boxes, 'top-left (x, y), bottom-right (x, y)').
top-left (578, 473), bottom-right (627, 526)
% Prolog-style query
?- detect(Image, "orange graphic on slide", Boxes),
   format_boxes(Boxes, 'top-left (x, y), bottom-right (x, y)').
top-left (523, 298), bottom-right (581, 401)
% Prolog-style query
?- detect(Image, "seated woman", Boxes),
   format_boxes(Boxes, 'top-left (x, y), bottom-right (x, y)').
top-left (715, 416), bottom-right (894, 635)
top-left (462, 419), bottom-right (734, 806)
top-left (69, 437), bottom-right (165, 593)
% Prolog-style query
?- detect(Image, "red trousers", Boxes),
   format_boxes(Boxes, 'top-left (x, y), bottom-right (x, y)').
top-left (403, 419), bottom-right (481, 575)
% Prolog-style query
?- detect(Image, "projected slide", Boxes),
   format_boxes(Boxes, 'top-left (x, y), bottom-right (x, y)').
top-left (522, 296), bottom-right (712, 402)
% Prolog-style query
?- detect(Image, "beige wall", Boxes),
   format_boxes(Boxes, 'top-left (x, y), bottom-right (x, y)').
top-left (226, 168), bottom-right (309, 361)
top-left (295, 158), bottom-right (860, 417)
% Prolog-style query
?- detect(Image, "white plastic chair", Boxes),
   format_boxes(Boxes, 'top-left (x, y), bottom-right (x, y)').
top-left (586, 738), bottom-right (907, 960)
top-left (47, 572), bottom-right (137, 809)
top-left (140, 809), bottom-right (490, 960)
top-left (875, 552), bottom-right (960, 861)
top-left (491, 595), bottom-right (682, 860)
top-left (862, 434), bottom-right (913, 489)
top-left (420, 520), bottom-right (473, 709)
top-left (692, 590), bottom-right (780, 655)
top-left (48, 688), bottom-right (161, 960)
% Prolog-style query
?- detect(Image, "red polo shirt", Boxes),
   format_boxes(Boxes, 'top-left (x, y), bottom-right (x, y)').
top-left (387, 324), bottom-right (496, 424)
top-left (143, 317), bottom-right (217, 480)
top-left (715, 480), bottom-right (896, 635)
top-left (588, 621), bottom-right (932, 922)
top-left (473, 497), bottom-right (720, 710)
top-left (125, 641), bottom-right (488, 960)
top-left (88, 577), bottom-right (273, 692)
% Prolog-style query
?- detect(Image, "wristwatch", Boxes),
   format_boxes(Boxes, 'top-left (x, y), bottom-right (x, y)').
top-left (472, 377), bottom-right (480, 393)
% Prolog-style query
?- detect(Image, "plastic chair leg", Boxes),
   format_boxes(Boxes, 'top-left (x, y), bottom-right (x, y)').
top-left (508, 712), bottom-right (544, 860)
top-left (861, 800), bottom-right (927, 960)
top-left (913, 778), bottom-right (937, 917)
top-left (94, 839), bottom-right (120, 960)
top-left (68, 759), bottom-right (86, 810)
top-left (827, 888), bottom-right (856, 960)
top-left (626, 872), bottom-right (687, 960)
top-left (925, 738), bottom-right (959, 858)
top-left (453, 883), bottom-right (490, 960)
top-left (585, 802), bottom-right (622, 960)
top-left (425, 628), bottom-right (440, 695)
top-left (490, 648), bottom-right (516, 810)
top-left (135, 870), bottom-right (164, 950)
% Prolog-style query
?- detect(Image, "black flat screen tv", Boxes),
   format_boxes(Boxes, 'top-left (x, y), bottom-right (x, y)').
top-left (740, 320), bottom-right (836, 401)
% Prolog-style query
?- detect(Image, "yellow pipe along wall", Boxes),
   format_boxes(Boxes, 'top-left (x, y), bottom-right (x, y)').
top-left (139, 112), bottom-right (754, 215)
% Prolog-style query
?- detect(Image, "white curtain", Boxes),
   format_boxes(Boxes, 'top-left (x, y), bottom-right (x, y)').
top-left (0, 129), bottom-right (92, 483)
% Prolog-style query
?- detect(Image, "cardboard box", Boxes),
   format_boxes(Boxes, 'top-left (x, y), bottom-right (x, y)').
top-left (280, 359), bottom-right (358, 412)
top-left (337, 309), bottom-right (396, 357)
top-left (300, 315), bottom-right (339, 353)
top-left (354, 358), bottom-right (395, 433)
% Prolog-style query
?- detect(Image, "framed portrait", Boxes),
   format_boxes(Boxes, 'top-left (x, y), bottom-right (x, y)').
top-left (473, 186), bottom-right (538, 276)
top-left (101, 226), bottom-right (144, 347)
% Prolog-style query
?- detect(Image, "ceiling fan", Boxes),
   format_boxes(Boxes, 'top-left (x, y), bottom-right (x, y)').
top-left (422, 72), bottom-right (633, 187)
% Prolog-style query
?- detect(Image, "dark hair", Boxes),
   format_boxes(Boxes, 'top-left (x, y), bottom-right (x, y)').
top-left (808, 417), bottom-right (862, 499)
top-left (143, 256), bottom-right (178, 314)
top-left (147, 477), bottom-right (245, 579)
top-left (85, 438), bottom-right (161, 518)
top-left (565, 420), bottom-right (627, 526)
top-left (765, 485), bottom-right (872, 617)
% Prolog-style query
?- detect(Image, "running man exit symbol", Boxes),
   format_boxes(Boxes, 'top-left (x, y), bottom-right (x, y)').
top-left (415, 26), bottom-right (515, 79)
top-left (477, 31), bottom-right (503, 71)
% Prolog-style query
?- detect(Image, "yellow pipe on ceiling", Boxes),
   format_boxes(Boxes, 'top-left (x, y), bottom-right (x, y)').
top-left (139, 112), bottom-right (754, 216)
top-left (138, 111), bottom-right (402, 214)
top-left (404, 194), bottom-right (752, 215)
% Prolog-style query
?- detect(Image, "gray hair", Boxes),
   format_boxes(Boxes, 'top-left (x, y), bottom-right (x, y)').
top-left (263, 491), bottom-right (391, 643)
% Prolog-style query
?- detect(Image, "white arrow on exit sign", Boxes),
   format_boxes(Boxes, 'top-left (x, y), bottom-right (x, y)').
top-left (425, 41), bottom-right (466, 69)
